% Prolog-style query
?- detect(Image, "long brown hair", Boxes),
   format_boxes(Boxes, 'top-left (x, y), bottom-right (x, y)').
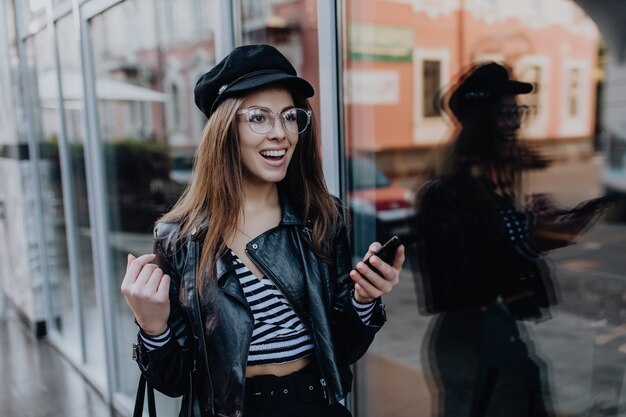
top-left (159, 91), bottom-right (340, 288)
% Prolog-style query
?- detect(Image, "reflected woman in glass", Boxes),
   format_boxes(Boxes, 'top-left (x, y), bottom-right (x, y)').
top-left (120, 45), bottom-right (404, 417)
top-left (414, 62), bottom-right (604, 417)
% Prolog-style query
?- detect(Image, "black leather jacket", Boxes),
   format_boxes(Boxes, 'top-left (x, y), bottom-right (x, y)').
top-left (134, 195), bottom-right (387, 417)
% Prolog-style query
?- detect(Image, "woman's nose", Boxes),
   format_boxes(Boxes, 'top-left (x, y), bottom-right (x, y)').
top-left (267, 117), bottom-right (287, 140)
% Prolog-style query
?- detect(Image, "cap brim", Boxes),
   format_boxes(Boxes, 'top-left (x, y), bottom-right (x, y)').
top-left (227, 72), bottom-right (315, 99)
top-left (499, 80), bottom-right (533, 95)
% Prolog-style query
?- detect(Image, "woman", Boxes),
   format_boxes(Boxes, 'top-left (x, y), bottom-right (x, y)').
top-left (414, 62), bottom-right (602, 416)
top-left (121, 44), bottom-right (404, 417)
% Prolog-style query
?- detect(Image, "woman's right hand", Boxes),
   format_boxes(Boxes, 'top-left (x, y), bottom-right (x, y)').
top-left (120, 253), bottom-right (171, 335)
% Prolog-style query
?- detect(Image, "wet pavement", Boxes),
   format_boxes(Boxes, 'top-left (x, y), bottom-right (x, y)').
top-left (0, 308), bottom-right (123, 417)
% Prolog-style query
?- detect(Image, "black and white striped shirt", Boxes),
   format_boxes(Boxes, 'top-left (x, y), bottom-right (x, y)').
top-left (139, 251), bottom-right (376, 364)
top-left (233, 253), bottom-right (315, 365)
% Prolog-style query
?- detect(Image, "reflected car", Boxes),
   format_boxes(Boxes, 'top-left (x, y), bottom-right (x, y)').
top-left (347, 156), bottom-right (416, 247)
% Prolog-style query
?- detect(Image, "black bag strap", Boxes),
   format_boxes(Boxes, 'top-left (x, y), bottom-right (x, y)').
top-left (134, 374), bottom-right (157, 417)
top-left (132, 235), bottom-right (197, 417)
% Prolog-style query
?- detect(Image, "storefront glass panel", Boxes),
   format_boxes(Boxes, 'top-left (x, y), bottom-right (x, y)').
top-left (25, 28), bottom-right (82, 360)
top-left (237, 0), bottom-right (321, 120)
top-left (89, 0), bottom-right (215, 409)
top-left (56, 13), bottom-right (105, 385)
top-left (341, 1), bottom-right (626, 416)
top-left (22, 0), bottom-right (46, 23)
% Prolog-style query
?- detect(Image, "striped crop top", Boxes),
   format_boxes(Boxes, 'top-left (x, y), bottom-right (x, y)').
top-left (233, 252), bottom-right (314, 365)
top-left (139, 251), bottom-right (377, 366)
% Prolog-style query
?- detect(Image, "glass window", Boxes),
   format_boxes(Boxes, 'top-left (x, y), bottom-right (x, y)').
top-left (516, 58), bottom-right (550, 138)
top-left (422, 60), bottom-right (442, 118)
top-left (560, 60), bottom-right (591, 136)
top-left (56, 13), bottom-right (106, 384)
top-left (569, 67), bottom-right (581, 117)
top-left (518, 64), bottom-right (541, 111)
top-left (238, 0), bottom-right (321, 117)
top-left (342, 1), bottom-right (613, 416)
top-left (24, 0), bottom-right (46, 22)
top-left (89, 0), bottom-right (215, 409)
top-left (25, 28), bottom-right (84, 360)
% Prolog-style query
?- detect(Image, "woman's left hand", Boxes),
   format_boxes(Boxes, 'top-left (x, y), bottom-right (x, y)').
top-left (349, 242), bottom-right (405, 303)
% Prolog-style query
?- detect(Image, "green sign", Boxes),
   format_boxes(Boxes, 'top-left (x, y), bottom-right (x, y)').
top-left (349, 23), bottom-right (414, 62)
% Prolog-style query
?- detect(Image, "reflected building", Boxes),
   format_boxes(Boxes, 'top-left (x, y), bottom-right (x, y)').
top-left (343, 0), bottom-right (599, 187)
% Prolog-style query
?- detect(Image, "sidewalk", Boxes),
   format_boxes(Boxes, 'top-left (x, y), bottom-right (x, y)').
top-left (0, 308), bottom-right (123, 417)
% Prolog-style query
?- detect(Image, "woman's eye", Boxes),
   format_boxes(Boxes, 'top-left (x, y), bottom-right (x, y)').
top-left (249, 113), bottom-right (267, 123)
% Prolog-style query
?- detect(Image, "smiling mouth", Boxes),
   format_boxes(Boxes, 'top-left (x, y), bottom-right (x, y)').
top-left (260, 149), bottom-right (287, 161)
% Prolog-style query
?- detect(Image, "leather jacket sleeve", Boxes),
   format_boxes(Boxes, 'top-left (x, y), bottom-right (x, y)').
top-left (330, 212), bottom-right (387, 365)
top-left (134, 222), bottom-right (193, 397)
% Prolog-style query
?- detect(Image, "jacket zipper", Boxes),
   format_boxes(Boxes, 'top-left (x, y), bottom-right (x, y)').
top-left (191, 239), bottom-right (215, 415)
top-left (217, 273), bottom-right (254, 412)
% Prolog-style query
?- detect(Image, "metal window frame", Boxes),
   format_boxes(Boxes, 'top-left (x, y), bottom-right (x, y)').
top-left (317, 0), bottom-right (345, 199)
top-left (10, 0), bottom-right (54, 338)
top-left (216, 0), bottom-right (236, 60)
top-left (41, 0), bottom-right (88, 366)
top-left (72, 0), bottom-right (119, 403)
top-left (0, 0), bottom-right (7, 316)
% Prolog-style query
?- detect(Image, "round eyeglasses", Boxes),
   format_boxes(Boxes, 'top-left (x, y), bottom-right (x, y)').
top-left (237, 107), bottom-right (312, 135)
top-left (497, 104), bottom-right (531, 120)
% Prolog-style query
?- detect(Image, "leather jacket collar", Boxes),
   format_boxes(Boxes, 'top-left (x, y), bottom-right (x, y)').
top-left (194, 185), bottom-right (305, 282)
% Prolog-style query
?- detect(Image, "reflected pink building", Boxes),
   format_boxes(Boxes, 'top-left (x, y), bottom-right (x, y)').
top-left (342, 0), bottom-right (599, 178)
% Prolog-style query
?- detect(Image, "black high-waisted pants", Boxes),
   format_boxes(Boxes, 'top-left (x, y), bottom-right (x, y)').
top-left (243, 362), bottom-right (352, 417)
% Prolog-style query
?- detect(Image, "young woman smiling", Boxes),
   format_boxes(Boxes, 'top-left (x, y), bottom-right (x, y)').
top-left (121, 44), bottom-right (404, 417)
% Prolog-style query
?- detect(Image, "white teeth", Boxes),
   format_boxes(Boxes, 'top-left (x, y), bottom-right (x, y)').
top-left (260, 149), bottom-right (286, 157)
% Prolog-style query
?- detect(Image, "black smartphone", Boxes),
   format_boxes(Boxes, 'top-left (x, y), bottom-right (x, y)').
top-left (341, 234), bottom-right (416, 285)
top-left (363, 234), bottom-right (415, 276)
top-left (365, 236), bottom-right (402, 266)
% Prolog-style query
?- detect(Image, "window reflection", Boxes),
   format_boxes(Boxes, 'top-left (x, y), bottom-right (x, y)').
top-left (26, 29), bottom-right (82, 359)
top-left (422, 60), bottom-right (442, 118)
top-left (343, 0), bottom-right (614, 416)
top-left (89, 0), bottom-right (215, 410)
top-left (238, 0), bottom-right (321, 116)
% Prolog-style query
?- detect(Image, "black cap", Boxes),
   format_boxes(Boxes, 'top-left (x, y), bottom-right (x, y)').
top-left (194, 44), bottom-right (315, 119)
top-left (448, 62), bottom-right (533, 117)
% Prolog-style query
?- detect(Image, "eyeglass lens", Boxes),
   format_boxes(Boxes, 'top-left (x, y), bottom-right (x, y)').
top-left (243, 108), bottom-right (310, 135)
top-left (499, 105), bottom-right (530, 118)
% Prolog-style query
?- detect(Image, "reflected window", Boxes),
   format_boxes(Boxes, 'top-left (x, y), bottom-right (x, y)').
top-left (26, 28), bottom-right (82, 359)
top-left (171, 83), bottom-right (181, 128)
top-left (516, 58), bottom-right (549, 137)
top-left (519, 64), bottom-right (541, 112)
top-left (422, 60), bottom-right (442, 118)
top-left (343, 1), bottom-right (603, 416)
top-left (569, 67), bottom-right (581, 117)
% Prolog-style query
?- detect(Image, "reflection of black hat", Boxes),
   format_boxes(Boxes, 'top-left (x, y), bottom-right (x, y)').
top-left (194, 44), bottom-right (315, 119)
top-left (448, 62), bottom-right (532, 117)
